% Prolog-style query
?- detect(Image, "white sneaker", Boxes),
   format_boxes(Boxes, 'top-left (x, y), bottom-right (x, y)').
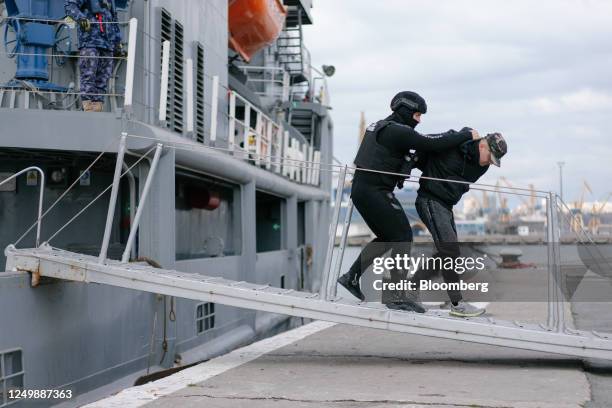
top-left (449, 301), bottom-right (486, 317)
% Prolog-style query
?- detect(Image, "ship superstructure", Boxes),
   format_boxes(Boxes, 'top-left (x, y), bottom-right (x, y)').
top-left (0, 0), bottom-right (333, 405)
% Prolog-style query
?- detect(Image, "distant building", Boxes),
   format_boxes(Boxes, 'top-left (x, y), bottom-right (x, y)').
top-left (455, 219), bottom-right (486, 236)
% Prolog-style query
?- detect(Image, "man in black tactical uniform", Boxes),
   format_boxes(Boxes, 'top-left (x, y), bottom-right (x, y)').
top-left (337, 91), bottom-right (479, 312)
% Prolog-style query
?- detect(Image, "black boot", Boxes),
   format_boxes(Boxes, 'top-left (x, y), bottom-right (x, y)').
top-left (385, 299), bottom-right (426, 313)
top-left (383, 282), bottom-right (426, 314)
top-left (338, 272), bottom-right (365, 301)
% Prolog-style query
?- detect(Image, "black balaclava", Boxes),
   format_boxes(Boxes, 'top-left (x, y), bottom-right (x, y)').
top-left (394, 105), bottom-right (420, 128)
top-left (388, 91), bottom-right (427, 129)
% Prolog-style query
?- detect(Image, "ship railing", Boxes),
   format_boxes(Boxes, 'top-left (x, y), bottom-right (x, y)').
top-left (8, 130), bottom-right (322, 256)
top-left (309, 64), bottom-right (330, 106)
top-left (226, 88), bottom-right (321, 185)
top-left (140, 36), bottom-right (323, 186)
top-left (9, 133), bottom-right (157, 258)
top-left (0, 167), bottom-right (45, 247)
top-left (285, 64), bottom-right (329, 106)
top-left (236, 65), bottom-right (291, 103)
top-left (235, 63), bottom-right (329, 107)
top-left (321, 165), bottom-right (612, 334)
top-left (227, 89), bottom-right (282, 170)
top-left (0, 16), bottom-right (136, 112)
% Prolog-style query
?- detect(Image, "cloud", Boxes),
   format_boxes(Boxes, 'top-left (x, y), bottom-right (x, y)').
top-left (304, 0), bottom-right (612, 201)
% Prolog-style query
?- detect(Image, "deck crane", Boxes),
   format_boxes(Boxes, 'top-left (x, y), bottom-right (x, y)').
top-left (498, 177), bottom-right (535, 215)
top-left (495, 179), bottom-right (511, 222)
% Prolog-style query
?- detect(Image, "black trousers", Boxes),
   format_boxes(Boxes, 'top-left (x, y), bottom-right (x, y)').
top-left (410, 196), bottom-right (463, 303)
top-left (346, 174), bottom-right (413, 301)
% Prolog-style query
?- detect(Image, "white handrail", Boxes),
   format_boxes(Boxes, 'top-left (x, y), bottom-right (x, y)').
top-left (227, 90), bottom-right (285, 174)
top-left (0, 167), bottom-right (45, 247)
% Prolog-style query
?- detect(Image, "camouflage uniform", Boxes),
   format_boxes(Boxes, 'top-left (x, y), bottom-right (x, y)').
top-left (77, 48), bottom-right (114, 102)
top-left (64, 0), bottom-right (122, 102)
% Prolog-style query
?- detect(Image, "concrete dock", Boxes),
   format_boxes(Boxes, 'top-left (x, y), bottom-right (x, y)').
top-left (87, 300), bottom-right (612, 408)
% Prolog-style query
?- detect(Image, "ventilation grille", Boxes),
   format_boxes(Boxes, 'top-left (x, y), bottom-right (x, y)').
top-left (195, 43), bottom-right (205, 143)
top-left (160, 8), bottom-right (173, 130)
top-left (159, 9), bottom-right (185, 135)
top-left (0, 349), bottom-right (24, 407)
top-left (172, 20), bottom-right (185, 134)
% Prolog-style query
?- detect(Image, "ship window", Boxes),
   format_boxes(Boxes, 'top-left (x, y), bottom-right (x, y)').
top-left (0, 349), bottom-right (24, 407)
top-left (256, 192), bottom-right (283, 252)
top-left (195, 42), bottom-right (206, 143)
top-left (196, 303), bottom-right (215, 334)
top-left (175, 172), bottom-right (239, 260)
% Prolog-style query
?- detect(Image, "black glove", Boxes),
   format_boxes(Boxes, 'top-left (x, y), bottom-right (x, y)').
top-left (395, 152), bottom-right (419, 189)
top-left (78, 18), bottom-right (91, 32)
top-left (114, 43), bottom-right (127, 58)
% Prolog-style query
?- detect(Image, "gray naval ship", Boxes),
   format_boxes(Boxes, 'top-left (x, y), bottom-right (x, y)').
top-left (0, 0), bottom-right (333, 405)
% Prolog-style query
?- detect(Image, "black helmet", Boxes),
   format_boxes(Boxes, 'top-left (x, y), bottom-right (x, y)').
top-left (390, 91), bottom-right (427, 114)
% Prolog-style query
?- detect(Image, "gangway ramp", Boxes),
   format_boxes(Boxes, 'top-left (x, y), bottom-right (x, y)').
top-left (5, 244), bottom-right (612, 361)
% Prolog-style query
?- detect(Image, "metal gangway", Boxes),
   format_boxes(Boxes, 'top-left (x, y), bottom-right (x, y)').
top-left (4, 136), bottom-right (612, 361)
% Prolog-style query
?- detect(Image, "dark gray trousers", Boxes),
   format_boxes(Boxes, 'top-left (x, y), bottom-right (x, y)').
top-left (411, 195), bottom-right (463, 303)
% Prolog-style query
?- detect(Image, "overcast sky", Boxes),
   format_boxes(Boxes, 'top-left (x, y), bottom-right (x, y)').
top-left (303, 0), bottom-right (612, 205)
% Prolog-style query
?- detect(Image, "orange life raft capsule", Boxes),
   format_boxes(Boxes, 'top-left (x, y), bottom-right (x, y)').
top-left (228, 0), bottom-right (287, 62)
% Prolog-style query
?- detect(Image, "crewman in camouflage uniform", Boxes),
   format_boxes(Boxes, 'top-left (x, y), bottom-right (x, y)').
top-left (65, 0), bottom-right (125, 112)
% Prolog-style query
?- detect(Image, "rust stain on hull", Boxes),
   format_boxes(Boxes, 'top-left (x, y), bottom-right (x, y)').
top-left (16, 266), bottom-right (41, 287)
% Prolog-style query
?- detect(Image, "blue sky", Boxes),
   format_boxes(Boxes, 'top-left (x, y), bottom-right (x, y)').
top-left (304, 0), bottom-right (612, 205)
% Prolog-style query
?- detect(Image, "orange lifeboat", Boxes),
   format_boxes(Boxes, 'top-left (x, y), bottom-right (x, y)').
top-left (228, 0), bottom-right (287, 62)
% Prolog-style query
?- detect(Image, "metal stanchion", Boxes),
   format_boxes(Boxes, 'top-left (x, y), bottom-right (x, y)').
top-left (99, 134), bottom-right (127, 263)
top-left (319, 165), bottom-right (347, 299)
top-left (551, 193), bottom-right (565, 332)
top-left (546, 194), bottom-right (555, 329)
top-left (546, 192), bottom-right (564, 331)
top-left (330, 197), bottom-right (354, 299)
top-left (121, 144), bottom-right (163, 263)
